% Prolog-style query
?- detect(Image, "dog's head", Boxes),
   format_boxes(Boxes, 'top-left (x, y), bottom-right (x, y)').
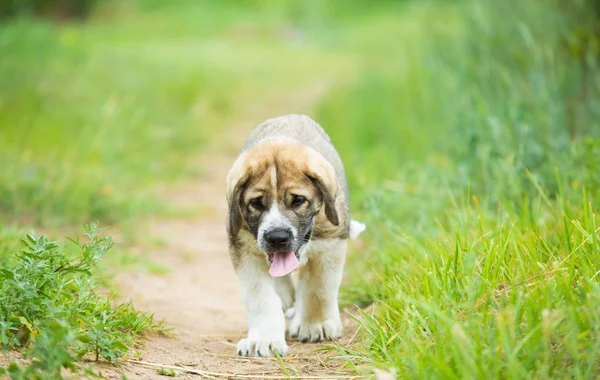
top-left (226, 141), bottom-right (339, 274)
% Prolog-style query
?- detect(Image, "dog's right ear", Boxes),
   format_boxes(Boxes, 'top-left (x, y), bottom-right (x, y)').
top-left (226, 154), bottom-right (251, 236)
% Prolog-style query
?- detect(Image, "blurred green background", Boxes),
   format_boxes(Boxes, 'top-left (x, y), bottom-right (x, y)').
top-left (1, 0), bottom-right (600, 378)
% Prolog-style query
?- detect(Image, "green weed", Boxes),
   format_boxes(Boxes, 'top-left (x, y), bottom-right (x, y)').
top-left (156, 368), bottom-right (177, 377)
top-left (0, 223), bottom-right (160, 378)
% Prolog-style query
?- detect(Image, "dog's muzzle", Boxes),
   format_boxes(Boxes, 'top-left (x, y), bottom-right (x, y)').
top-left (265, 229), bottom-right (292, 251)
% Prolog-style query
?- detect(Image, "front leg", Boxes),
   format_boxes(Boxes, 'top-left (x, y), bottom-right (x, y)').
top-left (290, 239), bottom-right (347, 343)
top-left (235, 256), bottom-right (288, 357)
top-left (274, 274), bottom-right (295, 312)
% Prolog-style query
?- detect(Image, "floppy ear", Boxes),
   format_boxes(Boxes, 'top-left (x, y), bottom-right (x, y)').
top-left (226, 154), bottom-right (251, 236)
top-left (303, 150), bottom-right (339, 226)
top-left (307, 173), bottom-right (339, 226)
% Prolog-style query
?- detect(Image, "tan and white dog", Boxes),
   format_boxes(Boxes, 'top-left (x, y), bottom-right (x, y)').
top-left (225, 114), bottom-right (365, 357)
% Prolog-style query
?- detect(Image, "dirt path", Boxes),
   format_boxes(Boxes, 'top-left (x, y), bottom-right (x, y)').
top-left (102, 81), bottom-right (361, 379)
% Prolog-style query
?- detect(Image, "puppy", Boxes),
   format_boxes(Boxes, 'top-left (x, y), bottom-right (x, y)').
top-left (225, 114), bottom-right (365, 357)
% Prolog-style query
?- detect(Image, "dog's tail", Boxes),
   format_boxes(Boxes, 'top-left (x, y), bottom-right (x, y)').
top-left (349, 220), bottom-right (366, 240)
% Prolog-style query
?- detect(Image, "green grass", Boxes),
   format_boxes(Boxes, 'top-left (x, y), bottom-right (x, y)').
top-left (312, 0), bottom-right (600, 378)
top-left (0, 18), bottom-right (211, 224)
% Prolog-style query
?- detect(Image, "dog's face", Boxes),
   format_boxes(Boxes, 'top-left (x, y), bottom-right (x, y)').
top-left (226, 141), bottom-right (339, 268)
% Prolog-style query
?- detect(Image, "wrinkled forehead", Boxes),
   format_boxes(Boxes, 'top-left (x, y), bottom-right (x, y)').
top-left (243, 160), bottom-right (315, 202)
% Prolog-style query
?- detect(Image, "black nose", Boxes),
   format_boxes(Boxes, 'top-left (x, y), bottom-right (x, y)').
top-left (265, 229), bottom-right (292, 250)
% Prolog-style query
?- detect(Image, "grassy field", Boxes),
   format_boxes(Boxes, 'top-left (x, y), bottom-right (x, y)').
top-left (315, 0), bottom-right (600, 378)
top-left (1, 0), bottom-right (600, 378)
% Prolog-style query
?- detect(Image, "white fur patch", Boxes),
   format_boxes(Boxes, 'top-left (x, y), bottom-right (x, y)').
top-left (257, 203), bottom-right (297, 252)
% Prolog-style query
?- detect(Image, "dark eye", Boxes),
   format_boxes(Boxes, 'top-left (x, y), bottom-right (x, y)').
top-left (249, 197), bottom-right (265, 211)
top-left (291, 195), bottom-right (306, 208)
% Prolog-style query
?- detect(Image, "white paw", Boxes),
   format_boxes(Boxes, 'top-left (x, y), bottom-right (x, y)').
top-left (284, 307), bottom-right (296, 319)
top-left (289, 313), bottom-right (301, 337)
top-left (296, 319), bottom-right (343, 343)
top-left (236, 338), bottom-right (289, 357)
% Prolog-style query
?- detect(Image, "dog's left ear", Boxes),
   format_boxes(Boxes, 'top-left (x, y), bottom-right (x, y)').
top-left (226, 154), bottom-right (251, 236)
top-left (307, 172), bottom-right (339, 226)
top-left (303, 150), bottom-right (339, 226)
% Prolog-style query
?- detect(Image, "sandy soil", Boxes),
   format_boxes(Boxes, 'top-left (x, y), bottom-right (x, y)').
top-left (98, 82), bottom-right (364, 379)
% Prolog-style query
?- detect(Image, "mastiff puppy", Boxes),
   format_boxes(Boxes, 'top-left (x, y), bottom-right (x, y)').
top-left (225, 114), bottom-right (365, 357)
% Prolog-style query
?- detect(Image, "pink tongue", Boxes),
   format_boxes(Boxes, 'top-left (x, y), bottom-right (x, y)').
top-left (269, 251), bottom-right (300, 277)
